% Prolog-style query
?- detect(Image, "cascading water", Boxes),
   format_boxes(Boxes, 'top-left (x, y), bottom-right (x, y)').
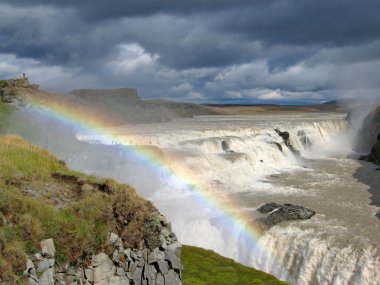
top-left (8, 109), bottom-right (379, 285)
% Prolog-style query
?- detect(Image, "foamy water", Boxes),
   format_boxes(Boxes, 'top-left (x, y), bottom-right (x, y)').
top-left (62, 113), bottom-right (380, 284)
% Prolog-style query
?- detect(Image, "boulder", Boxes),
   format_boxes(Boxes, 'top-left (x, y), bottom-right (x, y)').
top-left (157, 261), bottom-right (169, 275)
top-left (132, 267), bottom-right (143, 285)
top-left (39, 267), bottom-right (54, 285)
top-left (156, 274), bottom-right (165, 285)
top-left (164, 270), bottom-right (181, 285)
top-left (164, 242), bottom-right (183, 270)
top-left (256, 203), bottom-right (315, 229)
top-left (257, 203), bottom-right (281, 214)
top-left (40, 239), bottom-right (55, 257)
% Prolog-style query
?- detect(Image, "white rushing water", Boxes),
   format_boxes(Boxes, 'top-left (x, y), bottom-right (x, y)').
top-left (74, 112), bottom-right (380, 285)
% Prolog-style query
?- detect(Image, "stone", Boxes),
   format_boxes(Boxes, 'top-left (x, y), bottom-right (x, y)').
top-left (143, 264), bottom-right (157, 280)
top-left (131, 267), bottom-right (143, 285)
top-left (26, 259), bottom-right (35, 272)
top-left (48, 258), bottom-right (55, 267)
top-left (116, 267), bottom-right (126, 276)
top-left (130, 251), bottom-right (138, 261)
top-left (256, 203), bottom-right (316, 229)
top-left (91, 252), bottom-right (110, 267)
top-left (75, 267), bottom-right (84, 279)
top-left (156, 274), bottom-right (164, 285)
top-left (54, 273), bottom-right (67, 285)
top-left (161, 228), bottom-right (171, 238)
top-left (37, 259), bottom-right (51, 273)
top-left (28, 277), bottom-right (39, 285)
top-left (148, 248), bottom-right (159, 264)
top-left (257, 203), bottom-right (281, 213)
top-left (34, 253), bottom-right (43, 261)
top-left (157, 261), bottom-right (169, 275)
top-left (66, 266), bottom-right (77, 276)
top-left (84, 268), bottom-right (94, 282)
top-left (164, 270), bottom-right (180, 285)
top-left (113, 250), bottom-right (121, 263)
top-left (157, 250), bottom-right (165, 261)
top-left (39, 267), bottom-right (54, 285)
top-left (138, 258), bottom-right (145, 268)
top-left (129, 261), bottom-right (138, 273)
top-left (109, 276), bottom-right (130, 285)
top-left (274, 128), bottom-right (301, 157)
top-left (221, 140), bottom-right (231, 152)
top-left (159, 235), bottom-right (167, 250)
top-left (123, 248), bottom-right (132, 262)
top-left (40, 239), bottom-right (55, 257)
top-left (164, 242), bottom-right (183, 270)
top-left (109, 232), bottom-right (119, 244)
top-left (93, 260), bottom-right (115, 283)
top-left (115, 238), bottom-right (123, 248)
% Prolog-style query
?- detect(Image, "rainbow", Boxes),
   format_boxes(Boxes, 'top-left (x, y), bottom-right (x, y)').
top-left (22, 94), bottom-right (285, 277)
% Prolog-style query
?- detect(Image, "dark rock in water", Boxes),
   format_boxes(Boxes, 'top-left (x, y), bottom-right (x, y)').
top-left (221, 140), bottom-right (234, 153)
top-left (271, 142), bottom-right (283, 152)
top-left (274, 129), bottom-right (289, 140)
top-left (274, 128), bottom-right (301, 157)
top-left (257, 203), bottom-right (281, 214)
top-left (256, 203), bottom-right (315, 229)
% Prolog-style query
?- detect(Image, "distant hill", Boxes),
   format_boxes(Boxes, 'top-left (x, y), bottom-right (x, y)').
top-left (28, 87), bottom-right (218, 125)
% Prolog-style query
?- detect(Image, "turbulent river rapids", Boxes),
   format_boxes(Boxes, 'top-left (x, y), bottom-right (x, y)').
top-left (28, 111), bottom-right (380, 285)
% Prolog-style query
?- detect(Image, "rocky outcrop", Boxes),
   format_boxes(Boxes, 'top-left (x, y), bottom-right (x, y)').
top-left (0, 76), bottom-right (31, 104)
top-left (25, 225), bottom-right (182, 285)
top-left (355, 106), bottom-right (380, 153)
top-left (255, 203), bottom-right (315, 229)
top-left (274, 129), bottom-right (301, 157)
top-left (359, 133), bottom-right (380, 166)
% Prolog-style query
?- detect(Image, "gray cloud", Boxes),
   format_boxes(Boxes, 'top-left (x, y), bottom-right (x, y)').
top-left (0, 1), bottom-right (379, 103)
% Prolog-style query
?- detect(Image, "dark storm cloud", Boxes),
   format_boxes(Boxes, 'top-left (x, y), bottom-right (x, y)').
top-left (218, 0), bottom-right (380, 46)
top-left (0, 0), bottom-right (379, 103)
top-left (1, 1), bottom-right (269, 19)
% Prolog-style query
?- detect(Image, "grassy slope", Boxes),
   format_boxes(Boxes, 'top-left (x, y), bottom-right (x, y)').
top-left (0, 134), bottom-right (158, 283)
top-left (182, 246), bottom-right (289, 285)
top-left (0, 101), bottom-right (13, 130)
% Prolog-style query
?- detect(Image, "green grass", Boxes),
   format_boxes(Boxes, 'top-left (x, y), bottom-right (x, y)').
top-left (0, 135), bottom-right (158, 283)
top-left (181, 245), bottom-right (290, 285)
top-left (0, 102), bottom-right (14, 130)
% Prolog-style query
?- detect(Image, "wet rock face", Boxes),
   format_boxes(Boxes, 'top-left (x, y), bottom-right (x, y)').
top-left (25, 223), bottom-right (182, 285)
top-left (256, 203), bottom-right (316, 229)
top-left (359, 133), bottom-right (380, 165)
top-left (274, 129), bottom-right (301, 157)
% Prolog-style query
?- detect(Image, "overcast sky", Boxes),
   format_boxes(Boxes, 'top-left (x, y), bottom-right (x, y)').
top-left (0, 1), bottom-right (379, 104)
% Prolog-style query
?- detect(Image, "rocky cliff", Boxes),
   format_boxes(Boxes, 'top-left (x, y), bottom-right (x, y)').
top-left (356, 106), bottom-right (380, 165)
top-left (0, 76), bottom-right (36, 104)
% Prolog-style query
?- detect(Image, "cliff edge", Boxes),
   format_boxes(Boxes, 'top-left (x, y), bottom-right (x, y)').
top-left (357, 106), bottom-right (380, 165)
